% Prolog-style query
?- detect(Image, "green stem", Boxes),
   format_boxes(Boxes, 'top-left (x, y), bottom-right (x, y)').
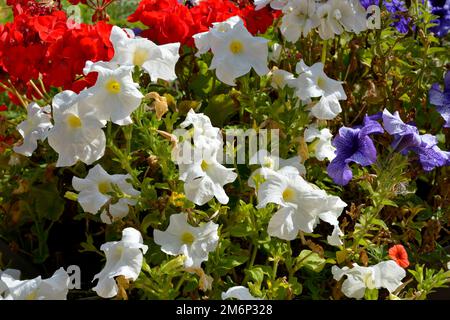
top-left (321, 40), bottom-right (328, 65)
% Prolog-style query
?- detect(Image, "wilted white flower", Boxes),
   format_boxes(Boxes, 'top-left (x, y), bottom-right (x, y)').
top-left (72, 164), bottom-right (140, 224)
top-left (109, 26), bottom-right (180, 82)
top-left (154, 213), bottom-right (219, 268)
top-left (193, 16), bottom-right (269, 86)
top-left (222, 286), bottom-right (262, 300)
top-left (47, 90), bottom-right (106, 167)
top-left (0, 268), bottom-right (69, 300)
top-left (93, 227), bottom-right (148, 298)
top-left (83, 62), bottom-right (143, 125)
top-left (332, 261), bottom-right (406, 299)
top-left (280, 0), bottom-right (320, 43)
top-left (304, 125), bottom-right (336, 161)
top-left (13, 102), bottom-right (52, 156)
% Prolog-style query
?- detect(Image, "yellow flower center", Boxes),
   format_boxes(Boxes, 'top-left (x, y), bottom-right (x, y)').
top-left (181, 232), bottom-right (195, 245)
top-left (26, 291), bottom-right (37, 300)
top-left (201, 160), bottom-right (209, 171)
top-left (133, 48), bottom-right (149, 66)
top-left (363, 271), bottom-right (375, 290)
top-left (66, 114), bottom-right (82, 128)
top-left (229, 40), bottom-right (244, 54)
top-left (98, 181), bottom-right (111, 194)
top-left (263, 156), bottom-right (274, 168)
top-left (317, 77), bottom-right (326, 90)
top-left (282, 187), bottom-right (295, 202)
top-left (105, 79), bottom-right (121, 94)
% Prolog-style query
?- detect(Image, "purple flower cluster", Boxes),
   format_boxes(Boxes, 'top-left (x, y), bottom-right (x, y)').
top-left (385, 0), bottom-right (411, 33)
top-left (428, 0), bottom-right (450, 37)
top-left (327, 109), bottom-right (450, 186)
top-left (429, 71), bottom-right (450, 128)
top-left (360, 0), bottom-right (449, 36)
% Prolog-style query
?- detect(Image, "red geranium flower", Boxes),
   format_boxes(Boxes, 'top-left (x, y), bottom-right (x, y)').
top-left (389, 244), bottom-right (410, 268)
top-left (0, 104), bottom-right (7, 111)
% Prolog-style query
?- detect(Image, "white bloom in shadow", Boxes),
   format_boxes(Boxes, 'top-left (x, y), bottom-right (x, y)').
top-left (109, 26), bottom-right (180, 82)
top-left (93, 227), bottom-right (148, 298)
top-left (72, 164), bottom-right (140, 224)
top-left (193, 16), bottom-right (269, 86)
top-left (332, 261), bottom-right (406, 299)
top-left (222, 286), bottom-right (262, 300)
top-left (0, 268), bottom-right (69, 300)
top-left (47, 90), bottom-right (106, 167)
top-left (154, 213), bottom-right (219, 268)
top-left (83, 62), bottom-right (143, 125)
top-left (13, 102), bottom-right (52, 156)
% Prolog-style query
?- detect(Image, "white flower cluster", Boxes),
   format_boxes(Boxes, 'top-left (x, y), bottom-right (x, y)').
top-left (276, 0), bottom-right (368, 42)
top-left (13, 26), bottom-right (180, 166)
top-left (173, 109), bottom-right (238, 206)
top-left (249, 152), bottom-right (346, 245)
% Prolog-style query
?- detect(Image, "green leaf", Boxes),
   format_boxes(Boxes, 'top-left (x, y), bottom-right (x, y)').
top-left (295, 250), bottom-right (326, 273)
top-left (30, 184), bottom-right (64, 222)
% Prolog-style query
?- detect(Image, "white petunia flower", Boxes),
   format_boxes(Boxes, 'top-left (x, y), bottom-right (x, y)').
top-left (248, 150), bottom-right (305, 188)
top-left (179, 109), bottom-right (222, 150)
top-left (254, 165), bottom-right (346, 242)
top-left (83, 62), bottom-right (143, 125)
top-left (72, 164), bottom-right (140, 224)
top-left (179, 148), bottom-right (237, 205)
top-left (280, 0), bottom-right (320, 43)
top-left (154, 213), bottom-right (219, 268)
top-left (316, 0), bottom-right (367, 40)
top-left (47, 90), bottom-right (106, 167)
top-left (271, 68), bottom-right (295, 90)
top-left (304, 125), bottom-right (336, 161)
top-left (332, 261), bottom-right (406, 299)
top-left (269, 43), bottom-right (283, 63)
top-left (222, 286), bottom-right (262, 300)
top-left (13, 102), bottom-right (52, 156)
top-left (193, 16), bottom-right (269, 86)
top-left (254, 0), bottom-right (288, 11)
top-left (0, 268), bottom-right (69, 300)
top-left (109, 26), bottom-right (180, 82)
top-left (93, 227), bottom-right (148, 298)
top-left (288, 60), bottom-right (346, 120)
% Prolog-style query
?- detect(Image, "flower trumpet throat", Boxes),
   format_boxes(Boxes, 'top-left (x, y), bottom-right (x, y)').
top-left (105, 79), bottom-right (121, 94)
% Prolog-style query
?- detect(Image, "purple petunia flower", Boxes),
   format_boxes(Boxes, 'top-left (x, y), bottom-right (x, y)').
top-left (327, 115), bottom-right (384, 186)
top-left (429, 71), bottom-right (450, 128)
top-left (382, 109), bottom-right (449, 171)
top-left (385, 0), bottom-right (411, 33)
top-left (428, 0), bottom-right (450, 37)
top-left (360, 0), bottom-right (380, 9)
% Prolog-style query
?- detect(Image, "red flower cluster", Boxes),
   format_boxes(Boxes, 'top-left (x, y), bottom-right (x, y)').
top-left (0, 6), bottom-right (113, 103)
top-left (128, 0), bottom-right (279, 46)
